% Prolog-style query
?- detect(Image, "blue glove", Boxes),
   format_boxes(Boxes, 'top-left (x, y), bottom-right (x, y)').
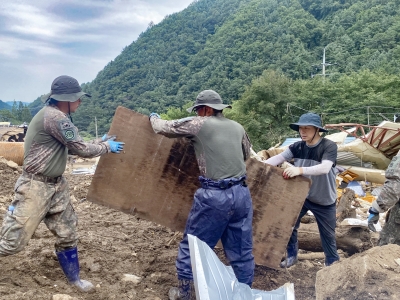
top-left (102, 134), bottom-right (117, 141)
top-left (368, 207), bottom-right (379, 232)
top-left (107, 140), bottom-right (125, 153)
top-left (149, 112), bottom-right (161, 120)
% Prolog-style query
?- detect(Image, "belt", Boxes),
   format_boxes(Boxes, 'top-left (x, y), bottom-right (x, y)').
top-left (23, 171), bottom-right (62, 184)
top-left (199, 176), bottom-right (247, 190)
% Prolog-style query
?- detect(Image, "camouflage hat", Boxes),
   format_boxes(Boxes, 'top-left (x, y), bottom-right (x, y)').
top-left (186, 90), bottom-right (232, 113)
top-left (289, 113), bottom-right (328, 132)
top-left (41, 75), bottom-right (91, 103)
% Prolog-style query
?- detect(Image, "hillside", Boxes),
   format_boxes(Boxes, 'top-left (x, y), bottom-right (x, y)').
top-left (28, 0), bottom-right (400, 147)
top-left (0, 100), bottom-right (11, 111)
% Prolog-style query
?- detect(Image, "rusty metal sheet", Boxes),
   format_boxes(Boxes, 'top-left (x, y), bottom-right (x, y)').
top-left (87, 106), bottom-right (311, 268)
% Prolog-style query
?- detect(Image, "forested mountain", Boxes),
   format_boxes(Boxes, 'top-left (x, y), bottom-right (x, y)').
top-left (28, 0), bottom-right (400, 149)
top-left (0, 100), bottom-right (10, 111)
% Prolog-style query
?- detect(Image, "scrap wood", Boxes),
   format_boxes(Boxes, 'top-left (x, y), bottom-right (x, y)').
top-left (336, 188), bottom-right (356, 222)
top-left (298, 223), bottom-right (374, 254)
top-left (298, 251), bottom-right (346, 261)
top-left (87, 106), bottom-right (312, 269)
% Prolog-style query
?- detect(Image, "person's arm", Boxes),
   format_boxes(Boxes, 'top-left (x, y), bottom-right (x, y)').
top-left (368, 153), bottom-right (400, 231)
top-left (302, 160), bottom-right (333, 175)
top-left (371, 153), bottom-right (400, 213)
top-left (150, 115), bottom-right (204, 138)
top-left (45, 115), bottom-right (111, 157)
top-left (264, 154), bottom-right (286, 166)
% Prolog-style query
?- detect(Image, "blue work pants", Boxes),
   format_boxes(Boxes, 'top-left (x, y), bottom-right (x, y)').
top-left (176, 176), bottom-right (254, 286)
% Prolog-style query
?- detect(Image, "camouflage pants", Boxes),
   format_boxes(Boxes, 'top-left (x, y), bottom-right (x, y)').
top-left (378, 201), bottom-right (400, 246)
top-left (0, 174), bottom-right (78, 256)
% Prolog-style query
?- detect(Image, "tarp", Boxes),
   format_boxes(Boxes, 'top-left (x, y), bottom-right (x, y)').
top-left (188, 234), bottom-right (295, 300)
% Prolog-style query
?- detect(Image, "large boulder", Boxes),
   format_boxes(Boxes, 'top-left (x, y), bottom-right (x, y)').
top-left (315, 244), bottom-right (400, 300)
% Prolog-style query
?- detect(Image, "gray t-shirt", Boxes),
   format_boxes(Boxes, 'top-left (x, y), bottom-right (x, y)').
top-left (281, 138), bottom-right (337, 205)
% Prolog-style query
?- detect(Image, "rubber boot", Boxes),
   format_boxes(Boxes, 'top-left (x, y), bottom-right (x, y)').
top-left (168, 279), bottom-right (194, 300)
top-left (280, 242), bottom-right (298, 268)
top-left (325, 256), bottom-right (339, 267)
top-left (56, 247), bottom-right (94, 292)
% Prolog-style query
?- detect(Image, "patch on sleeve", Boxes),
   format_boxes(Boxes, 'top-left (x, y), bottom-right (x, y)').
top-left (64, 129), bottom-right (76, 140)
top-left (57, 119), bottom-right (78, 142)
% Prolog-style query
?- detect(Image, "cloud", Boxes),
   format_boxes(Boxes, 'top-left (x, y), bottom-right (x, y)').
top-left (0, 0), bottom-right (193, 102)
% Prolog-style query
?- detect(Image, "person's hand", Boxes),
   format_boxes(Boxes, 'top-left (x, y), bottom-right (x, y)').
top-left (107, 140), bottom-right (125, 153)
top-left (149, 112), bottom-right (161, 120)
top-left (102, 134), bottom-right (116, 142)
top-left (368, 207), bottom-right (380, 232)
top-left (283, 166), bottom-right (302, 178)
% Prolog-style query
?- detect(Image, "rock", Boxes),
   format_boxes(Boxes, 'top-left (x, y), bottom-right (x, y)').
top-left (89, 262), bottom-right (101, 272)
top-left (52, 294), bottom-right (77, 300)
top-left (6, 160), bottom-right (18, 170)
top-left (122, 274), bottom-right (142, 284)
top-left (315, 244), bottom-right (400, 299)
top-left (70, 195), bottom-right (77, 203)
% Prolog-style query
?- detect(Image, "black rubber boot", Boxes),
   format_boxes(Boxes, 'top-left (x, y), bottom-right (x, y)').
top-left (168, 279), bottom-right (195, 300)
top-left (280, 242), bottom-right (298, 268)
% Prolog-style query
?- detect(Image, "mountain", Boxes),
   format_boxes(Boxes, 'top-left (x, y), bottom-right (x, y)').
top-left (29, 0), bottom-right (400, 138)
top-left (0, 100), bottom-right (11, 110)
top-left (5, 101), bottom-right (31, 106)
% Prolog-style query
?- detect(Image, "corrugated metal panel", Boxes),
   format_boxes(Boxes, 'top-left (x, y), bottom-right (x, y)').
top-left (336, 151), bottom-right (373, 168)
top-left (280, 136), bottom-right (356, 147)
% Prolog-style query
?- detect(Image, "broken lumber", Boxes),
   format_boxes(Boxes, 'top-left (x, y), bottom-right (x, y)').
top-left (87, 107), bottom-right (312, 269)
top-left (298, 223), bottom-right (373, 254)
top-left (336, 188), bottom-right (356, 222)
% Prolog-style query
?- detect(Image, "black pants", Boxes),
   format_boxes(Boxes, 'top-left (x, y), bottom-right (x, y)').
top-left (288, 199), bottom-right (339, 261)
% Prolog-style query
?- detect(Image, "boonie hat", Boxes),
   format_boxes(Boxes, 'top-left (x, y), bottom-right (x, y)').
top-left (186, 90), bottom-right (232, 113)
top-left (289, 113), bottom-right (328, 132)
top-left (41, 75), bottom-right (91, 103)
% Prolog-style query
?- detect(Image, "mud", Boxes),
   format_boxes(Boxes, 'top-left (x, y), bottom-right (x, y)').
top-left (0, 158), bottom-right (398, 300)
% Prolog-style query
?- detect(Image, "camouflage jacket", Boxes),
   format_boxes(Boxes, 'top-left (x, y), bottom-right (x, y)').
top-left (372, 151), bottom-right (400, 213)
top-left (23, 105), bottom-right (110, 178)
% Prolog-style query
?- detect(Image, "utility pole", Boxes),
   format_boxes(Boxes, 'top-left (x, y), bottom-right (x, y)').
top-left (311, 46), bottom-right (336, 78)
top-left (367, 106), bottom-right (370, 125)
top-left (95, 117), bottom-right (98, 139)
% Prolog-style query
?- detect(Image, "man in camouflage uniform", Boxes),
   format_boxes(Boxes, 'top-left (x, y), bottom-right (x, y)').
top-left (0, 75), bottom-right (124, 292)
top-left (150, 90), bottom-right (254, 300)
top-left (368, 151), bottom-right (400, 245)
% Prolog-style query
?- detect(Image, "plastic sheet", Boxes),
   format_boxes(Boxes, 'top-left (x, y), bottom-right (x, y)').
top-left (188, 234), bottom-right (295, 300)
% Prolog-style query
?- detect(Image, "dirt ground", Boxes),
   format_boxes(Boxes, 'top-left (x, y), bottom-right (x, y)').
top-left (0, 158), bottom-right (398, 300)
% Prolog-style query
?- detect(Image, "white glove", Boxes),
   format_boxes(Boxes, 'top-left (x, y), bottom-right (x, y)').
top-left (283, 166), bottom-right (303, 178)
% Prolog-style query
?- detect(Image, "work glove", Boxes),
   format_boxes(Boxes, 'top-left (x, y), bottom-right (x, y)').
top-left (102, 134), bottom-right (117, 142)
top-left (367, 207), bottom-right (380, 232)
top-left (283, 166), bottom-right (302, 179)
top-left (107, 140), bottom-right (125, 153)
top-left (149, 112), bottom-right (161, 120)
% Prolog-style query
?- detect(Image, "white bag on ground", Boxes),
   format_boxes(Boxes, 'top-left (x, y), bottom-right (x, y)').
top-left (188, 234), bottom-right (295, 300)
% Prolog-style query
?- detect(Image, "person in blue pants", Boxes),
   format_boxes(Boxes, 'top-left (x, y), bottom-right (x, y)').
top-left (264, 113), bottom-right (340, 267)
top-left (150, 90), bottom-right (254, 300)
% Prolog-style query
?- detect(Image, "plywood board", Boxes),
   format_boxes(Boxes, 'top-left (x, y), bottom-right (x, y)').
top-left (87, 106), bottom-right (311, 268)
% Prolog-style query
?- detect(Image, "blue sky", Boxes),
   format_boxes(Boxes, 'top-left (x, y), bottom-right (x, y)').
top-left (0, 0), bottom-right (193, 102)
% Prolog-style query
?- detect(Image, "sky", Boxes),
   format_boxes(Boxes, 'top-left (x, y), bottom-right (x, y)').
top-left (0, 0), bottom-right (194, 103)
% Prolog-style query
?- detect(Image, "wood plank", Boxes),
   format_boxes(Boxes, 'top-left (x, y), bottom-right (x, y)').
top-left (87, 106), bottom-right (311, 268)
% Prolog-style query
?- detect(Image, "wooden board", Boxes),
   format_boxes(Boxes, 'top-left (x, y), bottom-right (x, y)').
top-left (87, 106), bottom-right (311, 268)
